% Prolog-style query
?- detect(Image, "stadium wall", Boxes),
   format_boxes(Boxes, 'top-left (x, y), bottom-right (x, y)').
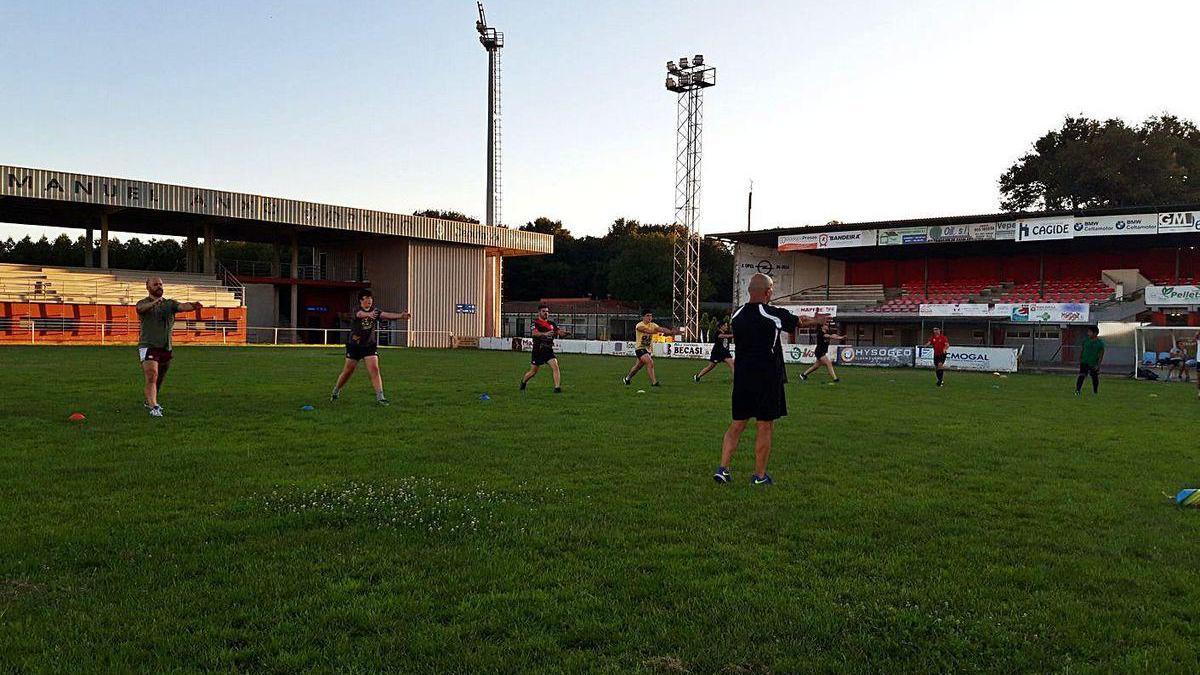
top-left (407, 241), bottom-right (486, 346)
top-left (0, 302), bottom-right (246, 344)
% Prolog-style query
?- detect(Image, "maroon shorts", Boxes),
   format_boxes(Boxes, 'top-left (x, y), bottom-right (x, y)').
top-left (139, 347), bottom-right (173, 364)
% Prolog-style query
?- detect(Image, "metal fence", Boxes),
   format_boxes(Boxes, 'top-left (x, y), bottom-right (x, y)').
top-left (0, 320), bottom-right (453, 348)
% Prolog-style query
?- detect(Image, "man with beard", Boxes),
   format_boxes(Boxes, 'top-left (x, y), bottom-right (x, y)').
top-left (136, 277), bottom-right (204, 417)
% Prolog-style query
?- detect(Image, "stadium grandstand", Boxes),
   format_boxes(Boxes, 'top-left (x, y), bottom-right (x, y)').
top-left (0, 165), bottom-right (552, 346)
top-left (712, 205), bottom-right (1200, 371)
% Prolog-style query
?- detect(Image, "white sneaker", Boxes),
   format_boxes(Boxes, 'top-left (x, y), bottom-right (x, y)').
top-left (149, 405), bottom-right (164, 418)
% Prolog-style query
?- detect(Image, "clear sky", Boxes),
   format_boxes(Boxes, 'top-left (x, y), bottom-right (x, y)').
top-left (3, 0), bottom-right (1198, 242)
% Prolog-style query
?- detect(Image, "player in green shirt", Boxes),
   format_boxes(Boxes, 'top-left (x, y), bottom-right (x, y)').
top-left (1075, 325), bottom-right (1105, 396)
top-left (136, 277), bottom-right (203, 417)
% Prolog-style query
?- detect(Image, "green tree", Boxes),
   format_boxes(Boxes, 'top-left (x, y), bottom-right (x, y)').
top-left (999, 114), bottom-right (1200, 210)
top-left (412, 209), bottom-right (479, 223)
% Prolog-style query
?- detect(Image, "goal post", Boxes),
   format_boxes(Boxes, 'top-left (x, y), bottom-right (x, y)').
top-left (1132, 324), bottom-right (1200, 377)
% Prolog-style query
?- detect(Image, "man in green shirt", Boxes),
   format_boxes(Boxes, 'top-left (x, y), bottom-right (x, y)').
top-left (1075, 325), bottom-right (1105, 395)
top-left (136, 277), bottom-right (203, 417)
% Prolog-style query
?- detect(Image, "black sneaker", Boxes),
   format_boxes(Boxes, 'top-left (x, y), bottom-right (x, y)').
top-left (693, 374), bottom-right (700, 383)
top-left (377, 398), bottom-right (391, 406)
top-left (623, 376), bottom-right (631, 386)
top-left (651, 382), bottom-right (661, 387)
top-left (800, 373), bottom-right (808, 382)
top-left (519, 381), bottom-right (527, 391)
top-left (553, 387), bottom-right (562, 394)
top-left (330, 391), bottom-right (339, 402)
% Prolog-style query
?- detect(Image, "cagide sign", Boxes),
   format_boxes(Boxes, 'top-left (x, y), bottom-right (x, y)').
top-left (916, 346), bottom-right (1019, 372)
top-left (1146, 285), bottom-right (1200, 306)
top-left (1017, 217), bottom-right (1074, 242)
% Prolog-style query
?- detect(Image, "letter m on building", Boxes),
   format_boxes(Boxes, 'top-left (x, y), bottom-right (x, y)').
top-left (7, 173), bottom-right (32, 191)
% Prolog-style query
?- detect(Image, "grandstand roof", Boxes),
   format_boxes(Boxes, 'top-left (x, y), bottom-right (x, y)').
top-left (711, 202), bottom-right (1200, 258)
top-left (0, 164), bottom-right (552, 256)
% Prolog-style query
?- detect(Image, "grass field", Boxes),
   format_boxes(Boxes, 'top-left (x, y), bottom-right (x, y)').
top-left (1, 345), bottom-right (1198, 672)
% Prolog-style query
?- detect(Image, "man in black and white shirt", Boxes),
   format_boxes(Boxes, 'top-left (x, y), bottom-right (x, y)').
top-left (714, 273), bottom-right (826, 486)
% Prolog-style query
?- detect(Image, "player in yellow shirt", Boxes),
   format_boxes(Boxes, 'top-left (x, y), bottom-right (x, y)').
top-left (623, 310), bottom-right (683, 387)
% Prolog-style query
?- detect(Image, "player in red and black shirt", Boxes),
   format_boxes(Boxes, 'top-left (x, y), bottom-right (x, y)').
top-left (520, 304), bottom-right (569, 393)
top-left (693, 319), bottom-right (734, 382)
top-left (925, 326), bottom-right (950, 387)
top-left (331, 289), bottom-right (411, 405)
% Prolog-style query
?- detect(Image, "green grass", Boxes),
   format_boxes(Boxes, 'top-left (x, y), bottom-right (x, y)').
top-left (1, 346), bottom-right (1198, 672)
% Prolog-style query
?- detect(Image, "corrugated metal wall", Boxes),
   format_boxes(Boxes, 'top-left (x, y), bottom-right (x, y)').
top-left (407, 241), bottom-right (485, 347)
top-left (2, 165), bottom-right (553, 254)
top-left (363, 239), bottom-right (409, 317)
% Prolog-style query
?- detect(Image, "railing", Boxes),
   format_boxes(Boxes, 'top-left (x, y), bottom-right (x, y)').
top-left (214, 260), bottom-right (246, 306)
top-left (0, 279), bottom-right (242, 307)
top-left (221, 259), bottom-right (367, 283)
top-left (0, 320), bottom-right (454, 348)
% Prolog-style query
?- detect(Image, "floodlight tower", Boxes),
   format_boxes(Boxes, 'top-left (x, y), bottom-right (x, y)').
top-left (665, 55), bottom-right (716, 338)
top-left (477, 2), bottom-right (504, 227)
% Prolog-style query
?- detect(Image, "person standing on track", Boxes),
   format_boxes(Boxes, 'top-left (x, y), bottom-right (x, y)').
top-left (331, 289), bottom-right (411, 405)
top-left (799, 321), bottom-right (845, 383)
top-left (623, 310), bottom-right (683, 387)
top-left (136, 276), bottom-right (204, 418)
top-left (1075, 325), bottom-right (1105, 396)
top-left (713, 273), bottom-right (826, 486)
top-left (925, 326), bottom-right (950, 387)
top-left (693, 319), bottom-right (734, 382)
top-left (521, 304), bottom-right (568, 393)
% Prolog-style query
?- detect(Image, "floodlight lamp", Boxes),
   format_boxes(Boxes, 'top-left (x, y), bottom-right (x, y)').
top-left (666, 76), bottom-right (676, 89)
top-left (679, 56), bottom-right (690, 69)
top-left (693, 54), bottom-right (704, 66)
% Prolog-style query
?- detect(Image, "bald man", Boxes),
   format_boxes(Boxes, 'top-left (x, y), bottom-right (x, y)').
top-left (714, 273), bottom-right (826, 486)
top-left (135, 277), bottom-right (203, 417)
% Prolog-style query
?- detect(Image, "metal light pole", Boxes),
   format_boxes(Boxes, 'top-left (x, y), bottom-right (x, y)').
top-left (477, 2), bottom-right (504, 228)
top-left (666, 55), bottom-right (716, 338)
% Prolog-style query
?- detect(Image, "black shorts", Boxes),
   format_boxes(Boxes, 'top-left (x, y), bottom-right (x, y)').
top-left (1079, 363), bottom-right (1099, 375)
top-left (732, 368), bottom-right (787, 422)
top-left (934, 354), bottom-right (947, 366)
top-left (710, 348), bottom-right (732, 363)
top-left (138, 347), bottom-right (173, 364)
top-left (532, 349), bottom-right (556, 366)
top-left (814, 348), bottom-right (829, 360)
top-left (346, 342), bottom-right (378, 361)
top-left (635, 348), bottom-right (651, 359)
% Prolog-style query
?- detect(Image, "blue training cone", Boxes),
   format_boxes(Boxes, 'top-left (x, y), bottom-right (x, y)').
top-left (1174, 488), bottom-right (1200, 508)
top-left (479, 393), bottom-right (491, 402)
top-left (300, 405), bottom-right (315, 411)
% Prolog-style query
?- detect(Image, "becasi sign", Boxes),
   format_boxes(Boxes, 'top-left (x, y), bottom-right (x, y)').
top-left (916, 346), bottom-right (1019, 372)
top-left (659, 342), bottom-right (712, 359)
top-left (1073, 214), bottom-right (1157, 237)
top-left (1017, 217), bottom-right (1075, 242)
top-left (836, 345), bottom-right (914, 367)
top-left (1157, 211), bottom-right (1200, 234)
top-left (777, 233), bottom-right (820, 251)
top-left (1145, 285), bottom-right (1200, 306)
top-left (878, 226), bottom-right (928, 246)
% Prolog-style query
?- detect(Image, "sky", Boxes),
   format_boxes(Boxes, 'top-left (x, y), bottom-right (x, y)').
top-left (3, 0), bottom-right (1199, 242)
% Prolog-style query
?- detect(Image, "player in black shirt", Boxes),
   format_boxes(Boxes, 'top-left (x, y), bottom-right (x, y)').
top-left (714, 273), bottom-right (826, 486)
top-left (331, 289), bottom-right (411, 405)
top-left (693, 319), bottom-right (734, 382)
top-left (799, 321), bottom-right (845, 383)
top-left (520, 304), bottom-right (569, 393)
